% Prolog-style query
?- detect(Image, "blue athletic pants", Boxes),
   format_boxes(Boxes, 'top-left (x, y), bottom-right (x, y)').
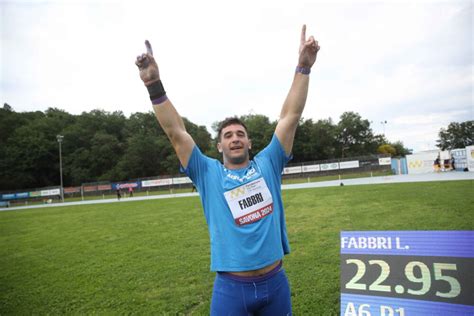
top-left (210, 268), bottom-right (292, 316)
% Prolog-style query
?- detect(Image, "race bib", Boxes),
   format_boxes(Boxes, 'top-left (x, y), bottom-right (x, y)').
top-left (224, 177), bottom-right (273, 226)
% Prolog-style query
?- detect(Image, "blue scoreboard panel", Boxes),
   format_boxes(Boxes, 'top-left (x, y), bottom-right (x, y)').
top-left (340, 231), bottom-right (473, 316)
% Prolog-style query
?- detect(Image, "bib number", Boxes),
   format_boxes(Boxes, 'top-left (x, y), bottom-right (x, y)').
top-left (224, 178), bottom-right (273, 226)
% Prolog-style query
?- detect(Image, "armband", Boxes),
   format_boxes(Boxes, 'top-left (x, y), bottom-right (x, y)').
top-left (146, 80), bottom-right (166, 102)
top-left (151, 95), bottom-right (168, 105)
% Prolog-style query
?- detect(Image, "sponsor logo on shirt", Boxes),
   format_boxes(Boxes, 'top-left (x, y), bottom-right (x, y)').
top-left (225, 166), bottom-right (257, 183)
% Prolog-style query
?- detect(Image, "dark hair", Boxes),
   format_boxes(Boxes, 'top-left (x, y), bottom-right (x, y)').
top-left (217, 117), bottom-right (249, 141)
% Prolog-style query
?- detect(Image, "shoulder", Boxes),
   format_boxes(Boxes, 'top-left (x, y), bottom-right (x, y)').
top-left (256, 134), bottom-right (290, 159)
top-left (254, 134), bottom-right (292, 172)
top-left (181, 145), bottom-right (221, 173)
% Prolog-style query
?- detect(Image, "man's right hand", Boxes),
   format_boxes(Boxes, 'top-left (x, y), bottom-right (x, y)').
top-left (135, 40), bottom-right (160, 86)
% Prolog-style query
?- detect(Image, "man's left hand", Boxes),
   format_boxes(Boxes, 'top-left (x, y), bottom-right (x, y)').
top-left (298, 25), bottom-right (320, 69)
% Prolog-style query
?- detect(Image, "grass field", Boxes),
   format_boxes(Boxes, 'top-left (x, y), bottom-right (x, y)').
top-left (1, 180), bottom-right (472, 315)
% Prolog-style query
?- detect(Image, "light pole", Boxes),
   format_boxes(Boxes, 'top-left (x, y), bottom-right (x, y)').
top-left (380, 120), bottom-right (387, 135)
top-left (57, 135), bottom-right (64, 202)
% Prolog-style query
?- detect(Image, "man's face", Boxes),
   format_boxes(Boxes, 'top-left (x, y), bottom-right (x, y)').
top-left (217, 124), bottom-right (252, 167)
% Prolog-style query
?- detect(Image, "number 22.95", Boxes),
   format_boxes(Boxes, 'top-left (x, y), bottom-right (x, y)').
top-left (345, 259), bottom-right (461, 298)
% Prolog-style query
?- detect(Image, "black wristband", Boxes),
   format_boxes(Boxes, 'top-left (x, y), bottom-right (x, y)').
top-left (146, 80), bottom-right (166, 100)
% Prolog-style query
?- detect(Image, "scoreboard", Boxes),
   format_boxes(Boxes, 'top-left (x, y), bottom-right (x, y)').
top-left (340, 231), bottom-right (474, 315)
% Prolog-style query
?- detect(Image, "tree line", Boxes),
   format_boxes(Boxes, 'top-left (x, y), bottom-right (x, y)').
top-left (0, 103), bottom-right (419, 191)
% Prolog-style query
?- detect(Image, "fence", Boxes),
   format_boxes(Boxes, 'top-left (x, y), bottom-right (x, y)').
top-left (1, 154), bottom-right (392, 206)
top-left (281, 154), bottom-right (391, 179)
top-left (0, 186), bottom-right (62, 207)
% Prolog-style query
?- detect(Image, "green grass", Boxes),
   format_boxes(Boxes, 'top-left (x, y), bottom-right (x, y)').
top-left (1, 180), bottom-right (472, 315)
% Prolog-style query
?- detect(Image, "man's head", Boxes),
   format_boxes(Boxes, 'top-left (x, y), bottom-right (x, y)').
top-left (217, 117), bottom-right (251, 168)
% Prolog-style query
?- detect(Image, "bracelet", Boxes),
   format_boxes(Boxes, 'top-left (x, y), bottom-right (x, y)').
top-left (295, 66), bottom-right (311, 75)
top-left (151, 94), bottom-right (168, 105)
top-left (146, 80), bottom-right (166, 100)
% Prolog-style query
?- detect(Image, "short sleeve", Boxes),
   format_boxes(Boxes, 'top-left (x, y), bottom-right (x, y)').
top-left (180, 145), bottom-right (213, 190)
top-left (255, 134), bottom-right (292, 173)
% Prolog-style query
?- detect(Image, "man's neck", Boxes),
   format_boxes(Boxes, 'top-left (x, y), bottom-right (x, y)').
top-left (223, 159), bottom-right (250, 170)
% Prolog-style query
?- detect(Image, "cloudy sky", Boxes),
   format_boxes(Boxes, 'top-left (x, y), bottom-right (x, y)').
top-left (1, 0), bottom-right (472, 152)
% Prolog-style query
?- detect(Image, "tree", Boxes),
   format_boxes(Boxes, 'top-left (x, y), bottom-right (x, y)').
top-left (0, 105), bottom-right (43, 189)
top-left (239, 114), bottom-right (275, 159)
top-left (390, 141), bottom-right (412, 157)
top-left (335, 112), bottom-right (375, 157)
top-left (293, 118), bottom-right (338, 161)
top-left (377, 144), bottom-right (396, 156)
top-left (0, 108), bottom-right (77, 190)
top-left (89, 132), bottom-right (122, 180)
top-left (183, 117), bottom-right (212, 155)
top-left (117, 133), bottom-right (174, 179)
top-left (437, 121), bottom-right (474, 150)
top-left (3, 103), bottom-right (12, 111)
top-left (0, 105), bottom-right (43, 147)
top-left (0, 106), bottom-right (416, 191)
top-left (120, 111), bottom-right (175, 178)
top-left (61, 110), bottom-right (126, 184)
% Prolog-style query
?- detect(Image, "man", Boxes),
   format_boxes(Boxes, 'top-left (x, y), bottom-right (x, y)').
top-left (135, 25), bottom-right (319, 315)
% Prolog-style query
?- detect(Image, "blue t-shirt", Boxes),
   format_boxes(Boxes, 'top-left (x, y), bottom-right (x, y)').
top-left (182, 134), bottom-right (292, 271)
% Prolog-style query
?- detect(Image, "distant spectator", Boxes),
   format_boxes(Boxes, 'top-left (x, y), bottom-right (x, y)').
top-left (129, 187), bottom-right (134, 197)
top-left (434, 156), bottom-right (441, 172)
top-left (451, 157), bottom-right (455, 171)
top-left (116, 189), bottom-right (121, 200)
top-left (443, 159), bottom-right (450, 171)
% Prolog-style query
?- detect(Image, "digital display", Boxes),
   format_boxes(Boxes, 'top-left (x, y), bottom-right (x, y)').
top-left (340, 231), bottom-right (474, 315)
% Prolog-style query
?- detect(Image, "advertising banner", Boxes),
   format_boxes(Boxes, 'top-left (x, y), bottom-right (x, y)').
top-left (97, 184), bottom-right (112, 191)
top-left (283, 166), bottom-right (302, 174)
top-left (64, 187), bottom-right (81, 193)
top-left (83, 185), bottom-right (98, 192)
top-left (340, 231), bottom-right (474, 316)
top-left (142, 178), bottom-right (173, 187)
top-left (16, 192), bottom-right (29, 199)
top-left (406, 152), bottom-right (439, 174)
top-left (114, 182), bottom-right (140, 190)
top-left (340, 160), bottom-right (360, 169)
top-left (465, 146), bottom-right (474, 171)
top-left (302, 164), bottom-right (320, 173)
top-left (40, 189), bottom-right (60, 196)
top-left (0, 192), bottom-right (30, 200)
top-left (451, 148), bottom-right (467, 171)
top-left (320, 162), bottom-right (339, 171)
top-left (378, 157), bottom-right (391, 166)
top-left (172, 177), bottom-right (192, 185)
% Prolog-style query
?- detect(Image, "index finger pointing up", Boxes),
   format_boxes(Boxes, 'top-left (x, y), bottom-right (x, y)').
top-left (145, 40), bottom-right (153, 56)
top-left (300, 24), bottom-right (306, 44)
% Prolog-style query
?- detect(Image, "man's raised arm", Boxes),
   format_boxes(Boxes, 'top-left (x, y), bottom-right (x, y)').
top-left (275, 25), bottom-right (320, 155)
top-left (135, 40), bottom-right (195, 168)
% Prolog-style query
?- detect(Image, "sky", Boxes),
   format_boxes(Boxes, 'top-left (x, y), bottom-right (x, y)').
top-left (1, 0), bottom-right (472, 152)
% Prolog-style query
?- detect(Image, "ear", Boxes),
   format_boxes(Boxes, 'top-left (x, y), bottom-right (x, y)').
top-left (248, 139), bottom-right (252, 150)
top-left (217, 142), bottom-right (223, 153)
